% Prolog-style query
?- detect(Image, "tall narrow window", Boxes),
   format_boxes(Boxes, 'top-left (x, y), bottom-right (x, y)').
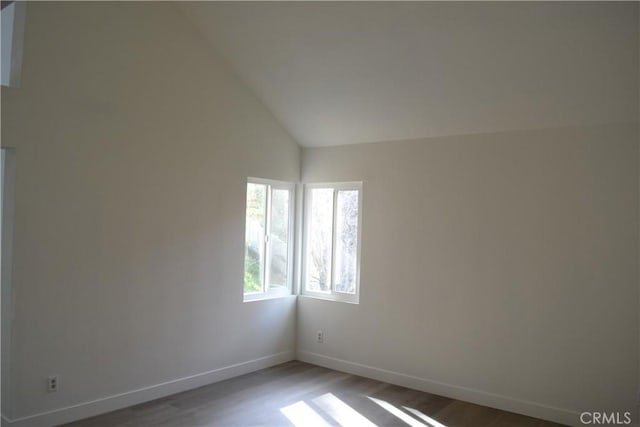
top-left (303, 182), bottom-right (362, 303)
top-left (244, 178), bottom-right (294, 300)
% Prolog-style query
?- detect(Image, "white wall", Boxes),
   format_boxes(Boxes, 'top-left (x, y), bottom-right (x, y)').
top-left (1, 2), bottom-right (299, 424)
top-left (299, 123), bottom-right (639, 426)
top-left (1, 148), bottom-right (16, 419)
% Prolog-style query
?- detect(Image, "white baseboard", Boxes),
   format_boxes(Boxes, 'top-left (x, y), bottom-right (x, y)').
top-left (0, 350), bottom-right (588, 427)
top-left (2, 350), bottom-right (294, 427)
top-left (297, 350), bottom-right (580, 427)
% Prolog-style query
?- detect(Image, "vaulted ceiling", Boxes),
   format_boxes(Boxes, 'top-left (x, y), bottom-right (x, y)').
top-left (179, 2), bottom-right (639, 147)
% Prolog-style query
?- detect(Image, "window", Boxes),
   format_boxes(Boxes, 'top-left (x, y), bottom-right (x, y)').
top-left (303, 182), bottom-right (362, 303)
top-left (244, 178), bottom-right (294, 300)
top-left (1, 1), bottom-right (25, 87)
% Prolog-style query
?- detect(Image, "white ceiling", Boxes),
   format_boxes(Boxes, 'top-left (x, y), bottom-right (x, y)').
top-left (179, 2), bottom-right (638, 147)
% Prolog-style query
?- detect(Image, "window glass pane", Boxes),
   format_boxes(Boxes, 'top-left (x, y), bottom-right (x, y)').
top-left (306, 188), bottom-right (333, 292)
top-left (268, 188), bottom-right (289, 289)
top-left (334, 190), bottom-right (359, 294)
top-left (244, 183), bottom-right (266, 293)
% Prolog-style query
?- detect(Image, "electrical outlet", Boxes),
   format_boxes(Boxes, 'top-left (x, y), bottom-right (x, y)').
top-left (47, 375), bottom-right (59, 393)
top-left (316, 330), bottom-right (324, 343)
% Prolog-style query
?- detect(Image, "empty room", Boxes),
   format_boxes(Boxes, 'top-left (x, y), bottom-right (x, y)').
top-left (1, 1), bottom-right (638, 427)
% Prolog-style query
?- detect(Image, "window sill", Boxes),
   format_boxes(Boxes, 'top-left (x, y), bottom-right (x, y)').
top-left (299, 294), bottom-right (359, 305)
top-left (243, 293), bottom-right (296, 303)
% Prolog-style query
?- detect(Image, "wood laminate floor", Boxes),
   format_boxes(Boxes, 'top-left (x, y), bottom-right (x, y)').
top-left (64, 361), bottom-right (566, 427)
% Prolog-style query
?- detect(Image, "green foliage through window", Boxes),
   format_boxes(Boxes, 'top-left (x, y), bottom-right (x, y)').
top-left (244, 180), bottom-right (293, 297)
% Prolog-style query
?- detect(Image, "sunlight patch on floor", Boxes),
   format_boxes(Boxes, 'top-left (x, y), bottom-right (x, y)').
top-left (367, 396), bottom-right (431, 427)
top-left (313, 392), bottom-right (378, 427)
top-left (279, 392), bottom-right (449, 427)
top-left (280, 401), bottom-right (333, 427)
top-left (403, 406), bottom-right (448, 427)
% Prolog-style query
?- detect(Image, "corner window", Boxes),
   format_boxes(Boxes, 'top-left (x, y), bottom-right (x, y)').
top-left (303, 182), bottom-right (362, 303)
top-left (244, 178), bottom-right (294, 301)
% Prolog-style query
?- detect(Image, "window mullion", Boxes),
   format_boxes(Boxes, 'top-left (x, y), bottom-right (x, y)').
top-left (264, 185), bottom-right (272, 293)
top-left (330, 189), bottom-right (338, 294)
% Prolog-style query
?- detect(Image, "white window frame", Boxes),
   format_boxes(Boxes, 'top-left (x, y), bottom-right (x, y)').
top-left (302, 182), bottom-right (363, 304)
top-left (243, 177), bottom-right (295, 302)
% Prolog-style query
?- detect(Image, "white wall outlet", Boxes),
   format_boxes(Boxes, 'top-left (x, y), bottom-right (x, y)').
top-left (47, 375), bottom-right (59, 392)
top-left (316, 330), bottom-right (324, 343)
